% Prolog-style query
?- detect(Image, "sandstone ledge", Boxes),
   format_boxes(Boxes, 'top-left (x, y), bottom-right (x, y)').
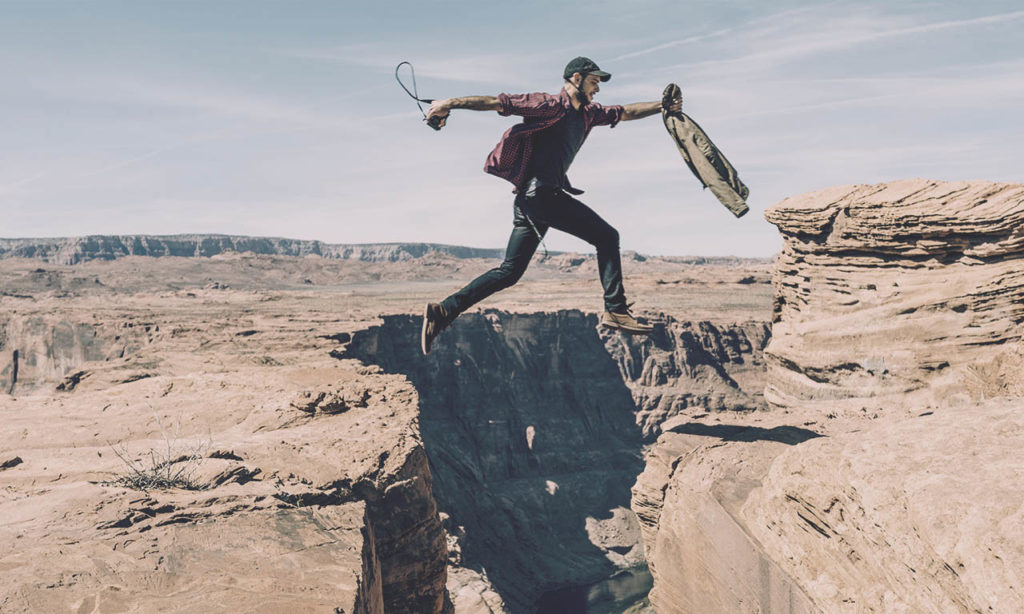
top-left (764, 179), bottom-right (1024, 408)
top-left (0, 294), bottom-right (451, 613)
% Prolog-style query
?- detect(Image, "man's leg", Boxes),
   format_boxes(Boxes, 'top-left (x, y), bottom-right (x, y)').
top-left (441, 206), bottom-right (545, 316)
top-left (518, 188), bottom-right (626, 312)
top-left (422, 206), bottom-right (546, 354)
top-left (519, 188), bottom-right (651, 334)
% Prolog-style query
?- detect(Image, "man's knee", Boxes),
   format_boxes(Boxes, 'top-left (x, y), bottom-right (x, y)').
top-left (495, 259), bottom-right (528, 288)
top-left (599, 225), bottom-right (620, 249)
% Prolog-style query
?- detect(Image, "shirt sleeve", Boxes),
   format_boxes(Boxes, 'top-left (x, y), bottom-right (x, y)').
top-left (497, 92), bottom-right (563, 118)
top-left (587, 103), bottom-right (624, 128)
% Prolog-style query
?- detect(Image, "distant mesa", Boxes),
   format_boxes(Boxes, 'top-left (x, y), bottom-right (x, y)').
top-left (0, 235), bottom-right (506, 265)
top-left (0, 235), bottom-right (770, 266)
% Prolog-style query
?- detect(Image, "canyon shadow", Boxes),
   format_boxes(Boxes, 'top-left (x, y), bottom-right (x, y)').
top-left (344, 310), bottom-right (648, 612)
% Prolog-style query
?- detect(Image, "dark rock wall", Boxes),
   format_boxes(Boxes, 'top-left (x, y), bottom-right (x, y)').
top-left (0, 316), bottom-right (151, 394)
top-left (344, 310), bottom-right (769, 611)
top-left (604, 317), bottom-right (769, 438)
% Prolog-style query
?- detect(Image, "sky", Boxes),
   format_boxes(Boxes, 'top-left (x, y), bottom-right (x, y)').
top-left (1, 1), bottom-right (1022, 257)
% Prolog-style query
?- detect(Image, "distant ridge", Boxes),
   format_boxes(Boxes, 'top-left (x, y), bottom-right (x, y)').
top-left (0, 234), bottom-right (771, 266)
top-left (0, 235), bottom-right (506, 265)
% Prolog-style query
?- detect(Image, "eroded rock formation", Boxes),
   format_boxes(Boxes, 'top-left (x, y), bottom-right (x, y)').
top-left (5, 190), bottom-right (1021, 614)
top-left (0, 245), bottom-right (775, 613)
top-left (632, 179), bottom-right (1024, 614)
top-left (764, 179), bottom-right (1024, 409)
top-left (0, 315), bottom-right (152, 393)
top-left (343, 311), bottom-right (769, 612)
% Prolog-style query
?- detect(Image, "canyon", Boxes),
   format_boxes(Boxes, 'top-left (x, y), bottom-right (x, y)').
top-left (1, 178), bottom-right (1022, 612)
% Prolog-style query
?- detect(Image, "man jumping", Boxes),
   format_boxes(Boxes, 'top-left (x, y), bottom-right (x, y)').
top-left (421, 56), bottom-right (682, 355)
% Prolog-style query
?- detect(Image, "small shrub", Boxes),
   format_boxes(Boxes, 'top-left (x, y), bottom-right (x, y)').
top-left (107, 411), bottom-right (210, 491)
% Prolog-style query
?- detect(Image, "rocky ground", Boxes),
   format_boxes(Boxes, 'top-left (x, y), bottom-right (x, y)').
top-left (0, 249), bottom-right (772, 613)
top-left (2, 179), bottom-right (1022, 614)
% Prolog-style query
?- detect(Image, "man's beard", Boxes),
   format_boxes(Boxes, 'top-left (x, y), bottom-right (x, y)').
top-left (573, 87), bottom-right (589, 106)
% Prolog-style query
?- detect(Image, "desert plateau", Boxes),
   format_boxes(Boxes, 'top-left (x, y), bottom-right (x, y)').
top-left (1, 179), bottom-right (1023, 613)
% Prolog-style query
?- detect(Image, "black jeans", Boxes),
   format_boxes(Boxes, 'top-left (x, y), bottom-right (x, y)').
top-left (440, 186), bottom-right (627, 317)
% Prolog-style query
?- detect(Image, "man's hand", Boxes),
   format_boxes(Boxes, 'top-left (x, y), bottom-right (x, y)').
top-left (664, 94), bottom-right (682, 114)
top-left (425, 96), bottom-right (502, 127)
top-left (426, 99), bottom-right (451, 128)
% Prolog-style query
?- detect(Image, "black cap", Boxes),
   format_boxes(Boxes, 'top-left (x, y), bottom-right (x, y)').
top-left (563, 56), bottom-right (611, 82)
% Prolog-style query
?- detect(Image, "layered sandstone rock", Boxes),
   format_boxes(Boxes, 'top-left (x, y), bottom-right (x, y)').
top-left (602, 318), bottom-right (770, 438)
top-left (745, 398), bottom-right (1024, 613)
top-left (16, 205), bottom-right (1020, 614)
top-left (632, 179), bottom-right (1024, 614)
top-left (764, 179), bottom-right (1024, 409)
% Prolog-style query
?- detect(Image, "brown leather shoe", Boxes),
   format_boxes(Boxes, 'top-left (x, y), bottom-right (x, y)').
top-left (600, 308), bottom-right (653, 335)
top-left (421, 302), bottom-right (451, 355)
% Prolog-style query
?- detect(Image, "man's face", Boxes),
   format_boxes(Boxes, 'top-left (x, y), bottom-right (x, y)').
top-left (571, 73), bottom-right (601, 104)
top-left (578, 74), bottom-right (601, 102)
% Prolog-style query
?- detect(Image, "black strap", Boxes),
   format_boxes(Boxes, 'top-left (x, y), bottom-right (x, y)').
top-left (395, 61), bottom-right (434, 121)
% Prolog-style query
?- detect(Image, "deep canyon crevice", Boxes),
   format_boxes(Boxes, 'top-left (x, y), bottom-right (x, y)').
top-left (342, 309), bottom-right (775, 612)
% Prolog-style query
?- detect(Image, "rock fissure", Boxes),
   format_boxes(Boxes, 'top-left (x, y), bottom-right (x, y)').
top-left (7, 349), bottom-right (17, 394)
top-left (343, 309), bottom-right (770, 612)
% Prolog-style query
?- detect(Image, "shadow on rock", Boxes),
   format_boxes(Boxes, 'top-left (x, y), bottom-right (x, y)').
top-left (666, 422), bottom-right (823, 445)
top-left (343, 309), bottom-right (646, 612)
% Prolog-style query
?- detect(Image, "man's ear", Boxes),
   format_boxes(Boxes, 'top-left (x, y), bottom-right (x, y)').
top-left (571, 72), bottom-right (583, 87)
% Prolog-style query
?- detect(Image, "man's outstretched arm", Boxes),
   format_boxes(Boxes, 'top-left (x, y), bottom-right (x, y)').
top-left (621, 94), bottom-right (682, 121)
top-left (427, 97), bottom-right (501, 127)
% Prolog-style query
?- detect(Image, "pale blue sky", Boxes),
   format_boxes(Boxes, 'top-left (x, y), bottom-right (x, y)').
top-left (2, 1), bottom-right (1022, 256)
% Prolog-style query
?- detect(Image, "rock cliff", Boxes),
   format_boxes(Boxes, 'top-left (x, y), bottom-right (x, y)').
top-left (0, 314), bottom-right (152, 394)
top-left (0, 246), bottom-right (776, 613)
top-left (343, 311), bottom-right (770, 612)
top-left (763, 179), bottom-right (1024, 409)
top-left (0, 294), bottom-right (452, 613)
top-left (631, 179), bottom-right (1024, 613)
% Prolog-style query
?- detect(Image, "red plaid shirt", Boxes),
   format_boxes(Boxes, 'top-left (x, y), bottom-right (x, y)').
top-left (484, 89), bottom-right (623, 193)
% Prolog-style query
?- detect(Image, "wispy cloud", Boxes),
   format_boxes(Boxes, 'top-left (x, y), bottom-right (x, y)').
top-left (0, 171), bottom-right (47, 195)
top-left (285, 45), bottom-right (541, 88)
top-left (32, 75), bottom-right (345, 126)
top-left (609, 26), bottom-right (736, 62)
top-left (639, 8), bottom-right (1024, 80)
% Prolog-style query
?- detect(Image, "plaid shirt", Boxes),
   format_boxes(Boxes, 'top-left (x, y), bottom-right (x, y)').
top-left (484, 89), bottom-right (623, 193)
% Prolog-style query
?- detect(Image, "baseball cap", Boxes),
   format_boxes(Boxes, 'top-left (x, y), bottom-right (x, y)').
top-left (563, 56), bottom-right (611, 82)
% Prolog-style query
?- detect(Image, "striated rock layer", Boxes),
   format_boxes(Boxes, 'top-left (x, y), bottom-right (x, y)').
top-left (631, 179), bottom-right (1024, 614)
top-left (745, 398), bottom-right (1024, 613)
top-left (763, 179), bottom-right (1024, 409)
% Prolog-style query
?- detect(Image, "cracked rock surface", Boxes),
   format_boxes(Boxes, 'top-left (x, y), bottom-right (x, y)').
top-left (631, 179), bottom-right (1024, 614)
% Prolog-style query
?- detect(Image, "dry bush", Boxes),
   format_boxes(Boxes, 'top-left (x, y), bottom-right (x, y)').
top-left (107, 411), bottom-right (210, 491)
